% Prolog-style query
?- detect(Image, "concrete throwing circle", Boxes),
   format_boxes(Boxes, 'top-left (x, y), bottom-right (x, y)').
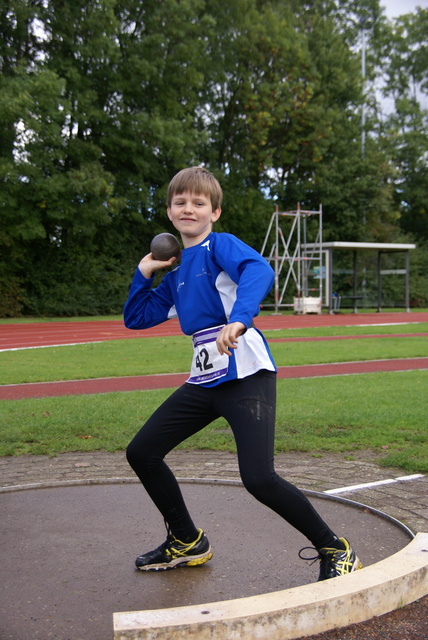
top-left (0, 481), bottom-right (412, 640)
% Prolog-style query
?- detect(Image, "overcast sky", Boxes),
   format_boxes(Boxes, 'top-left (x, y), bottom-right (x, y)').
top-left (381, 0), bottom-right (428, 18)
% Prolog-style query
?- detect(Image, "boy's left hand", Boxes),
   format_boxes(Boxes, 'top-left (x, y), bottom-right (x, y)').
top-left (216, 322), bottom-right (246, 356)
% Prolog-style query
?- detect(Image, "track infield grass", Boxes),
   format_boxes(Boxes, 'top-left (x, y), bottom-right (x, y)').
top-left (0, 324), bottom-right (427, 472)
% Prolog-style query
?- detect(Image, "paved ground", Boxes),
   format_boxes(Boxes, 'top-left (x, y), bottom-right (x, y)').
top-left (1, 312), bottom-right (427, 638)
top-left (1, 449), bottom-right (427, 640)
top-left (1, 449), bottom-right (427, 536)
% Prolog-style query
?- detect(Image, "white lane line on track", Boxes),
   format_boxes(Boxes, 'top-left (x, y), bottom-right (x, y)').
top-left (0, 341), bottom-right (105, 352)
top-left (324, 473), bottom-right (425, 495)
top-left (350, 322), bottom-right (417, 326)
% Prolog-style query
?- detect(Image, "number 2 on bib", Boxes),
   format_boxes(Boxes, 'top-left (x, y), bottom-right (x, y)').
top-left (195, 348), bottom-right (214, 372)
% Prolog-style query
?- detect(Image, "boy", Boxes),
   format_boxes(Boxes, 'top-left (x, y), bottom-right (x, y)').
top-left (124, 166), bottom-right (362, 581)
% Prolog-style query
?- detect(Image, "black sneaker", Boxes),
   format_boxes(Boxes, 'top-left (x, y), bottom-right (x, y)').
top-left (135, 528), bottom-right (213, 571)
top-left (299, 537), bottom-right (363, 581)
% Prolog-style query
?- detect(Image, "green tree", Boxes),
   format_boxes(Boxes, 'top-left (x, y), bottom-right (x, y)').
top-left (1, 0), bottom-right (427, 316)
top-left (0, 0), bottom-right (51, 314)
top-left (376, 8), bottom-right (428, 240)
top-left (1, 0), bottom-right (215, 315)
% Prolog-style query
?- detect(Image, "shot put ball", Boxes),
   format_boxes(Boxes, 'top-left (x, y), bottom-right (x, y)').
top-left (150, 233), bottom-right (181, 261)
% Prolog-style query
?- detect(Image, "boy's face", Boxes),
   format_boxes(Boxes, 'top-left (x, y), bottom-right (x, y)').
top-left (167, 191), bottom-right (221, 248)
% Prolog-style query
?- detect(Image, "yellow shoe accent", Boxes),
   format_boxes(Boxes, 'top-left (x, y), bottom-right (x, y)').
top-left (186, 551), bottom-right (213, 567)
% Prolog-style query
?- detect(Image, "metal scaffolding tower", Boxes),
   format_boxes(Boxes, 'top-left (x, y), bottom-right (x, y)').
top-left (260, 204), bottom-right (323, 314)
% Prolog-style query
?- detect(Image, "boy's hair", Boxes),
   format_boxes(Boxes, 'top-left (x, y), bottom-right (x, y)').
top-left (167, 166), bottom-right (223, 210)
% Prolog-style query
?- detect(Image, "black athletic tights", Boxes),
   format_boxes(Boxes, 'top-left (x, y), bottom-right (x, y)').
top-left (126, 370), bottom-right (337, 549)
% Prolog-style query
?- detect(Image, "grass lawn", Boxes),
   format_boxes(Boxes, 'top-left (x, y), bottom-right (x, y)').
top-left (0, 320), bottom-right (427, 473)
top-left (1, 323), bottom-right (427, 385)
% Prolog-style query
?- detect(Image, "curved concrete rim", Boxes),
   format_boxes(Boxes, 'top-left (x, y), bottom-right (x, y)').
top-left (2, 477), bottom-right (427, 640)
top-left (114, 533), bottom-right (428, 640)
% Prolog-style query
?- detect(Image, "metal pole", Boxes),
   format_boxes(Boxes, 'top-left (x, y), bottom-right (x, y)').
top-left (319, 205), bottom-right (323, 305)
top-left (353, 251), bottom-right (358, 313)
top-left (405, 250), bottom-right (411, 312)
top-left (303, 210), bottom-right (308, 297)
top-left (297, 203), bottom-right (301, 301)
top-left (274, 210), bottom-right (279, 314)
top-left (361, 26), bottom-right (366, 159)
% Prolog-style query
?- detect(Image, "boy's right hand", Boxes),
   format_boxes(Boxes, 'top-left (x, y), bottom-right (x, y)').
top-left (138, 253), bottom-right (179, 279)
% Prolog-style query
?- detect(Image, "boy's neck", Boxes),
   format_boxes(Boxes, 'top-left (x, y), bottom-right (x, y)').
top-left (181, 228), bottom-right (213, 249)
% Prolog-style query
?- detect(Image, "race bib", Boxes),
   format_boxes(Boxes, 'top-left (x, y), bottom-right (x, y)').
top-left (187, 325), bottom-right (229, 384)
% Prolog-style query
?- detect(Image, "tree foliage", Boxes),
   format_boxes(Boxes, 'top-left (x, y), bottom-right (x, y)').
top-left (0, 0), bottom-right (427, 316)
top-left (376, 8), bottom-right (428, 240)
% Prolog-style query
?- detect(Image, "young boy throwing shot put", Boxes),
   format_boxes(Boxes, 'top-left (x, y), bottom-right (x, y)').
top-left (124, 166), bottom-right (362, 581)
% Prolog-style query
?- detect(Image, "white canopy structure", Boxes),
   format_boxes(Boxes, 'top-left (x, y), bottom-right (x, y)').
top-left (302, 241), bottom-right (416, 313)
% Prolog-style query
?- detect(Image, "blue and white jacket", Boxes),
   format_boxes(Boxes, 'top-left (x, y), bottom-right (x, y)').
top-left (124, 232), bottom-right (276, 386)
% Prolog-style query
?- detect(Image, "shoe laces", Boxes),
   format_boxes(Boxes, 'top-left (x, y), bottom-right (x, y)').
top-left (298, 546), bottom-right (323, 566)
top-left (298, 544), bottom-right (343, 567)
top-left (162, 520), bottom-right (202, 559)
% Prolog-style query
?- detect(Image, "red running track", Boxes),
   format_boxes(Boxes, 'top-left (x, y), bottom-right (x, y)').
top-left (1, 358), bottom-right (428, 400)
top-left (2, 312), bottom-right (428, 351)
